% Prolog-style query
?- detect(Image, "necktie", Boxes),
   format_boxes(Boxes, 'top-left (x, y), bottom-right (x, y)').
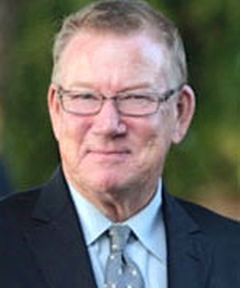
top-left (104, 225), bottom-right (145, 288)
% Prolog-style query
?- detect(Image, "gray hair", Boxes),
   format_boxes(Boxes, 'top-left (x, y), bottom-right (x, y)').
top-left (51, 0), bottom-right (187, 86)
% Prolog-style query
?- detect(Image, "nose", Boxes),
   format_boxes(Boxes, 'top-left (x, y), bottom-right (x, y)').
top-left (91, 99), bottom-right (127, 137)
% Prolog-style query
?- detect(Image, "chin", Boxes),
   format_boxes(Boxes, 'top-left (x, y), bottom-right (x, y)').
top-left (96, 175), bottom-right (124, 191)
top-left (85, 172), bottom-right (130, 194)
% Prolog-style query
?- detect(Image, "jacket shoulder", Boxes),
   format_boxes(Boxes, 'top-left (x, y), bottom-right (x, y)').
top-left (0, 188), bottom-right (41, 226)
top-left (176, 197), bottom-right (240, 238)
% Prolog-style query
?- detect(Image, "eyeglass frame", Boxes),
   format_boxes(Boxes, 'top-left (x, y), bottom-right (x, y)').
top-left (56, 83), bottom-right (185, 117)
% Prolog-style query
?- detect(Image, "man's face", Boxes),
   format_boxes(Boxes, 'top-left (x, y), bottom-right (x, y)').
top-left (48, 31), bottom-right (194, 200)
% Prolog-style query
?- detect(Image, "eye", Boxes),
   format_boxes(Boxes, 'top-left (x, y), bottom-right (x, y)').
top-left (122, 94), bottom-right (155, 103)
top-left (69, 93), bottom-right (99, 101)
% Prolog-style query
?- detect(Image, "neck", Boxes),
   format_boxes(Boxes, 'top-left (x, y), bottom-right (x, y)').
top-left (69, 178), bottom-right (159, 222)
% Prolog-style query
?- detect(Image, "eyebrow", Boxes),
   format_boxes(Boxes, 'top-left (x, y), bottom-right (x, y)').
top-left (119, 83), bottom-right (154, 93)
top-left (68, 81), bottom-right (154, 92)
top-left (68, 81), bottom-right (95, 90)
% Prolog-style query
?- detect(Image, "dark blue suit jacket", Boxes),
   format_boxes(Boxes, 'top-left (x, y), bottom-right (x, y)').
top-left (0, 167), bottom-right (240, 287)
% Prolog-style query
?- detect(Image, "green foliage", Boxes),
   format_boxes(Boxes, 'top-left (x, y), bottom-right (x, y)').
top-left (164, 0), bottom-right (240, 198)
top-left (3, 0), bottom-right (240, 198)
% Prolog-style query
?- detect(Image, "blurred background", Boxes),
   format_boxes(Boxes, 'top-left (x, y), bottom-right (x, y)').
top-left (0, 0), bottom-right (239, 218)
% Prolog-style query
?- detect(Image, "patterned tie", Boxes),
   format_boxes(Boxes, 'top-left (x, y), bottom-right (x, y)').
top-left (104, 225), bottom-right (145, 288)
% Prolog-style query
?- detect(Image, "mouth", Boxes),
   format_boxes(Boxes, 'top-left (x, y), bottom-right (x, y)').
top-left (86, 149), bottom-right (131, 161)
top-left (88, 149), bottom-right (130, 155)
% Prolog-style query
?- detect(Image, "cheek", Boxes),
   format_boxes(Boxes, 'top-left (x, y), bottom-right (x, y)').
top-left (57, 115), bottom-right (90, 158)
top-left (135, 115), bottom-right (172, 164)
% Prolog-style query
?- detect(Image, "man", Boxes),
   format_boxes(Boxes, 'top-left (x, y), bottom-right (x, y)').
top-left (0, 0), bottom-right (239, 287)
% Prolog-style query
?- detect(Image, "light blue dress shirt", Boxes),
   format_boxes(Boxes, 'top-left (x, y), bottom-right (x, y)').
top-left (69, 180), bottom-right (167, 288)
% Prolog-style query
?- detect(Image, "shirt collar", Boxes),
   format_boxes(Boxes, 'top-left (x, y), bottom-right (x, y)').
top-left (69, 180), bottom-right (166, 263)
top-left (69, 183), bottom-right (111, 246)
top-left (123, 180), bottom-right (166, 263)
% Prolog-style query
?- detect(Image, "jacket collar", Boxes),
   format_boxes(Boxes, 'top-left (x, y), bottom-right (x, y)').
top-left (163, 187), bottom-right (213, 288)
top-left (24, 167), bottom-right (97, 288)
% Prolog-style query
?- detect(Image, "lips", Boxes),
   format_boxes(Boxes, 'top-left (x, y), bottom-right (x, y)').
top-left (88, 149), bottom-right (130, 155)
top-left (86, 148), bottom-right (131, 162)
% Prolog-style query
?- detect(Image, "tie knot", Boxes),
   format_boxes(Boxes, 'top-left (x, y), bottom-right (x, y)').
top-left (109, 225), bottom-right (131, 252)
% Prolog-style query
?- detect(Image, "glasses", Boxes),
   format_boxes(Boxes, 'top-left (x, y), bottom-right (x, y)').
top-left (57, 84), bottom-right (184, 117)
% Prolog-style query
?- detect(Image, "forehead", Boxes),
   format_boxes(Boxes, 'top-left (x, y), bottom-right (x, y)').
top-left (59, 30), bottom-right (171, 90)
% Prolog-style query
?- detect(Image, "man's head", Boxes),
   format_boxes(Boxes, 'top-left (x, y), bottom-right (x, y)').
top-left (48, 0), bottom-right (195, 218)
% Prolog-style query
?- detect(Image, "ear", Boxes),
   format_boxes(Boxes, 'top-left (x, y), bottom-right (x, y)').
top-left (171, 84), bottom-right (196, 144)
top-left (48, 84), bottom-right (61, 141)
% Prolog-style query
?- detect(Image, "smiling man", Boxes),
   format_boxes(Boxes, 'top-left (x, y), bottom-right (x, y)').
top-left (0, 0), bottom-right (240, 287)
top-left (49, 29), bottom-right (192, 223)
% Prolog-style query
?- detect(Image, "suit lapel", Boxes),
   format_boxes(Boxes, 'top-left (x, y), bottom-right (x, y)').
top-left (163, 190), bottom-right (213, 288)
top-left (24, 168), bottom-right (97, 288)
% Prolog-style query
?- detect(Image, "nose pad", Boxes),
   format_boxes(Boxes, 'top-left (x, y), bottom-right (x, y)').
top-left (92, 99), bottom-right (127, 136)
